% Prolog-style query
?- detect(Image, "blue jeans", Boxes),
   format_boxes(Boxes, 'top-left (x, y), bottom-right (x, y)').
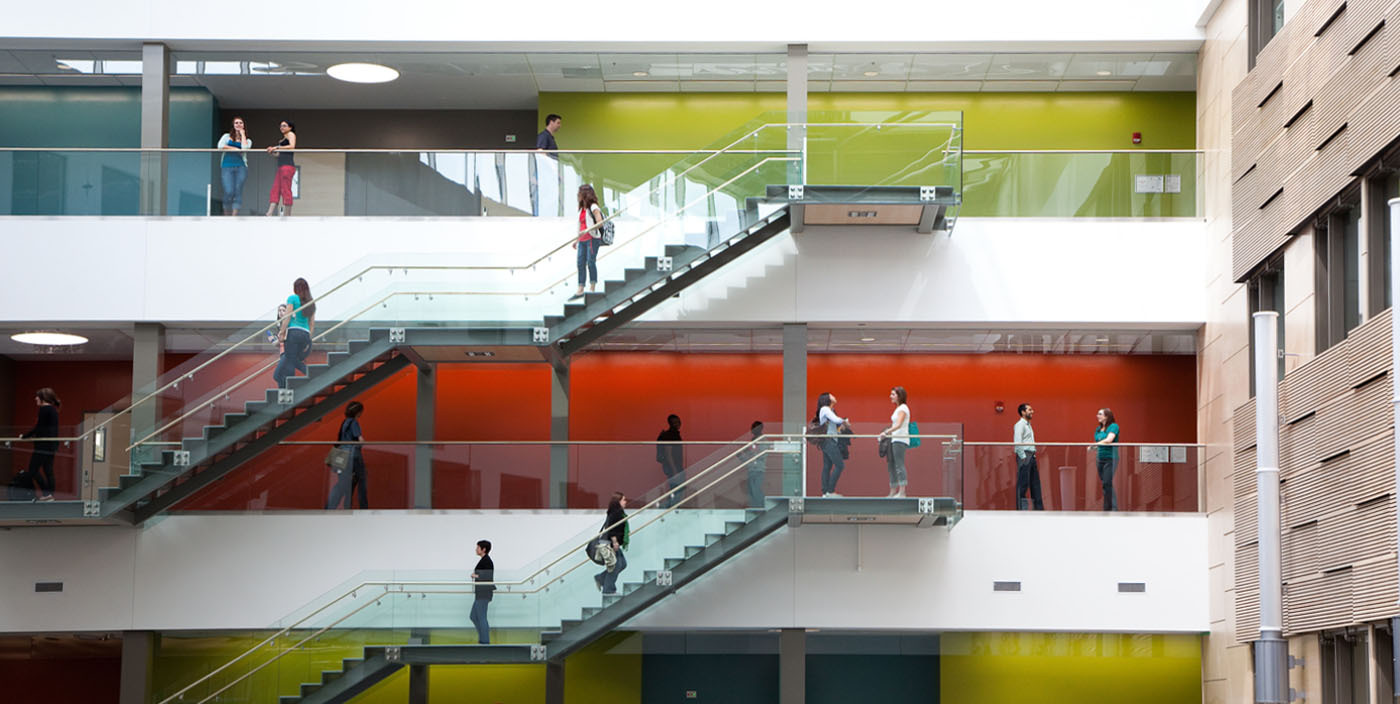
top-left (820, 438), bottom-right (845, 494)
top-left (1096, 455), bottom-right (1118, 511)
top-left (470, 598), bottom-right (491, 643)
top-left (220, 165), bottom-right (247, 212)
top-left (274, 328), bottom-right (311, 389)
top-left (599, 549), bottom-right (627, 594)
top-left (325, 451), bottom-right (367, 509)
top-left (576, 238), bottom-right (598, 286)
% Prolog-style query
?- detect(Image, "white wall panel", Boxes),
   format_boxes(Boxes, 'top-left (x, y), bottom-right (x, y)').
top-left (0, 510), bottom-right (1209, 634)
top-left (0, 0), bottom-right (1209, 49)
top-left (0, 217), bottom-right (1207, 326)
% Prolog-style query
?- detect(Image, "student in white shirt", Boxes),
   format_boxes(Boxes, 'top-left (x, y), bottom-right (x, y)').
top-left (813, 393), bottom-right (849, 496)
top-left (1013, 403), bottom-right (1044, 510)
top-left (879, 386), bottom-right (911, 498)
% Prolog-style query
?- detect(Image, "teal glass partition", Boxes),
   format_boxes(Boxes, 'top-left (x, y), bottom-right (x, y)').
top-left (961, 150), bottom-right (1197, 217)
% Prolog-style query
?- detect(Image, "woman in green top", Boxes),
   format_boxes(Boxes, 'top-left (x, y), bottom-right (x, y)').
top-left (274, 277), bottom-right (316, 389)
top-left (1090, 408), bottom-right (1121, 511)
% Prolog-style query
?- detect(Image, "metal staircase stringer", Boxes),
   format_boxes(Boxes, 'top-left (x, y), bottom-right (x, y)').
top-left (291, 651), bottom-right (402, 704)
top-left (557, 208), bottom-right (792, 357)
top-left (543, 500), bottom-right (791, 662)
top-left (127, 353), bottom-right (413, 523)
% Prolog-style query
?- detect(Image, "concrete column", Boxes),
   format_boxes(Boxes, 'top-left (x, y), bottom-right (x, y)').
top-left (544, 660), bottom-right (565, 704)
top-left (786, 44), bottom-right (808, 184)
top-left (118, 631), bottom-right (154, 704)
top-left (549, 361), bottom-right (570, 508)
top-left (778, 628), bottom-right (805, 704)
top-left (414, 364), bottom-right (435, 509)
top-left (139, 43), bottom-right (170, 216)
top-left (131, 323), bottom-right (165, 465)
top-left (782, 323), bottom-right (807, 496)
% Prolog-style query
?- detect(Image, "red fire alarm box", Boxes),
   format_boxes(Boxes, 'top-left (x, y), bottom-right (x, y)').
top-left (1132, 132), bottom-right (1142, 145)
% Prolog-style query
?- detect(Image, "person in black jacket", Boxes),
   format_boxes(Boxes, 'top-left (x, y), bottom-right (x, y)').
top-left (17, 388), bottom-right (61, 502)
top-left (594, 492), bottom-right (630, 595)
top-left (325, 402), bottom-right (367, 510)
top-left (470, 539), bottom-right (495, 644)
top-left (656, 415), bottom-right (684, 507)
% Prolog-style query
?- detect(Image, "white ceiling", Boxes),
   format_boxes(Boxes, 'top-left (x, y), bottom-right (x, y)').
top-left (0, 50), bottom-right (1197, 109)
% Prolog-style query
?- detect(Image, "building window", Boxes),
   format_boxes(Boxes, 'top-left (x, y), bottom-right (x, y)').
top-left (1370, 170), bottom-right (1399, 314)
top-left (1248, 259), bottom-right (1285, 396)
top-left (1321, 628), bottom-right (1371, 704)
top-left (1250, 0), bottom-right (1292, 67)
top-left (1316, 189), bottom-right (1364, 351)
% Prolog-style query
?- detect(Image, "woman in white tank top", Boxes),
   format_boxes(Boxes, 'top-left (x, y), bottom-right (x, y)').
top-left (880, 386), bottom-right (911, 497)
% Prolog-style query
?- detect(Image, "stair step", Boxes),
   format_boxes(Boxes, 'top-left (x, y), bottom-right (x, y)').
top-left (623, 582), bottom-right (642, 595)
top-left (684, 545), bottom-right (702, 558)
top-left (222, 412), bottom-right (249, 427)
top-left (119, 473), bottom-right (142, 490)
top-left (704, 533), bottom-right (724, 547)
top-left (326, 351), bottom-right (352, 366)
top-left (724, 521), bottom-right (746, 534)
top-left (560, 618), bottom-right (582, 631)
top-left (244, 401), bottom-right (269, 416)
top-left (581, 607), bottom-right (602, 620)
top-left (305, 363), bottom-right (330, 376)
top-left (664, 557), bottom-right (684, 570)
top-left (342, 657), bottom-right (364, 670)
top-left (602, 593), bottom-right (622, 608)
top-left (321, 669), bottom-right (344, 684)
top-left (543, 315), bottom-right (563, 329)
top-left (541, 630), bottom-right (562, 643)
top-left (278, 696), bottom-right (301, 704)
top-left (299, 682), bottom-right (322, 698)
top-left (644, 570), bottom-right (657, 582)
top-left (663, 244), bottom-right (689, 256)
top-left (286, 376), bottom-right (313, 391)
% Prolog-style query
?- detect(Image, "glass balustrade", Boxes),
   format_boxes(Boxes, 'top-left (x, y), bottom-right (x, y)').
top-left (961, 442), bottom-right (1201, 512)
top-left (961, 150), bottom-right (1198, 217)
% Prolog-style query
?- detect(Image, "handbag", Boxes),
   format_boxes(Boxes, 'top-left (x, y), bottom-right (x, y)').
top-left (325, 446), bottom-right (351, 472)
top-left (908, 421), bottom-right (921, 449)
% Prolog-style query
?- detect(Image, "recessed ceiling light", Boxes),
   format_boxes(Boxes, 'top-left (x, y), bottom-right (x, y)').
top-left (11, 331), bottom-right (88, 346)
top-left (326, 62), bottom-right (399, 84)
top-left (1096, 70), bottom-right (1112, 76)
top-left (863, 70), bottom-right (879, 77)
top-left (860, 337), bottom-right (876, 342)
top-left (633, 71), bottom-right (649, 77)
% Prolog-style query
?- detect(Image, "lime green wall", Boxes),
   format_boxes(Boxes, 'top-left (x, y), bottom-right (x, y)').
top-left (538, 92), bottom-right (1196, 150)
top-left (940, 632), bottom-right (1202, 704)
top-left (152, 630), bottom-right (640, 704)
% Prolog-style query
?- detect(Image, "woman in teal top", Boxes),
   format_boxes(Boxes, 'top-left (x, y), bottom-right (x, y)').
top-left (274, 277), bottom-right (316, 389)
top-left (216, 117), bottom-right (251, 215)
top-left (1090, 408), bottom-right (1121, 511)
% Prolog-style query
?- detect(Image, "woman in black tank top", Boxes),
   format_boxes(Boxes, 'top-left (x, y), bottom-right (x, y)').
top-left (266, 120), bottom-right (297, 216)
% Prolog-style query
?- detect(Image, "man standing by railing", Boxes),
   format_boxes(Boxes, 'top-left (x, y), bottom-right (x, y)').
top-left (471, 540), bottom-right (495, 644)
top-left (1013, 404), bottom-right (1044, 510)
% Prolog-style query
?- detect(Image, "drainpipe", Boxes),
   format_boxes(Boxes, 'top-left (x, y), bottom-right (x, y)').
top-left (1252, 310), bottom-right (1286, 704)
top-left (1390, 197), bottom-right (1400, 697)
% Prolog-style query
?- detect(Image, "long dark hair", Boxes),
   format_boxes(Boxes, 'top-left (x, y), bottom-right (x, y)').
top-left (607, 491), bottom-right (625, 514)
top-left (293, 277), bottom-right (316, 320)
top-left (812, 392), bottom-right (833, 423)
top-left (1097, 407), bottom-right (1117, 430)
top-left (229, 116), bottom-right (245, 140)
top-left (891, 386), bottom-right (907, 405)
top-left (577, 184), bottom-right (599, 211)
top-left (35, 387), bottom-right (61, 407)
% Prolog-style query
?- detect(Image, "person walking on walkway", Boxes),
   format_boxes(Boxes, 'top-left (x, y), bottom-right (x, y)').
top-left (814, 393), bottom-right (850, 497)
top-left (594, 493), bottom-right (630, 595)
top-left (470, 539), bottom-right (495, 644)
top-left (1013, 403), bottom-right (1044, 510)
top-left (879, 386), bottom-right (912, 498)
top-left (656, 414), bottom-right (684, 507)
top-left (17, 388), bottom-right (61, 501)
top-left (1090, 408), bottom-right (1121, 511)
top-left (274, 277), bottom-right (315, 389)
top-left (742, 420), bottom-right (766, 509)
top-left (325, 402), bottom-right (368, 509)
top-left (265, 120), bottom-right (297, 216)
top-left (536, 114), bottom-right (561, 152)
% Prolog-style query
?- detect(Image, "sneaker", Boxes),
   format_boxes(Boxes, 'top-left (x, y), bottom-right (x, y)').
top-left (601, 589), bottom-right (617, 596)
top-left (593, 574), bottom-right (604, 591)
top-left (37, 495), bottom-right (54, 502)
top-left (828, 492), bottom-right (843, 497)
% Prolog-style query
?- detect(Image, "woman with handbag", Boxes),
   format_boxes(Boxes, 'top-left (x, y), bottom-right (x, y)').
top-left (571, 184), bottom-right (604, 299)
top-left (593, 492), bottom-right (630, 594)
top-left (813, 393), bottom-right (850, 497)
top-left (274, 277), bottom-right (315, 389)
top-left (879, 386), bottom-right (911, 498)
top-left (325, 401), bottom-right (368, 509)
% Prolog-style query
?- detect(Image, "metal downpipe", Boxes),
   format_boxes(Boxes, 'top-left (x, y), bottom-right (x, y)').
top-left (1252, 310), bottom-right (1287, 704)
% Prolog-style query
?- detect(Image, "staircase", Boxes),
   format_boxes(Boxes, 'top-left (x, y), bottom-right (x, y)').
top-left (82, 207), bottom-right (793, 524)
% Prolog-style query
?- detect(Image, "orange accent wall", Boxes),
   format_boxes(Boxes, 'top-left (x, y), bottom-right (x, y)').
top-left (6, 352), bottom-right (1195, 511)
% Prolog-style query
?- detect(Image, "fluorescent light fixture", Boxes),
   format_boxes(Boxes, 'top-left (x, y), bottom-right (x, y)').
top-left (1096, 69), bottom-right (1112, 76)
top-left (11, 331), bottom-right (88, 346)
top-left (632, 70), bottom-right (649, 77)
top-left (863, 70), bottom-right (879, 77)
top-left (326, 62), bottom-right (399, 84)
top-left (860, 337), bottom-right (876, 342)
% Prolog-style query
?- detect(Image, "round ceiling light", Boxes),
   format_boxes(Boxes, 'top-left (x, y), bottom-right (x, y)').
top-left (12, 331), bottom-right (89, 346)
top-left (326, 62), bottom-right (399, 84)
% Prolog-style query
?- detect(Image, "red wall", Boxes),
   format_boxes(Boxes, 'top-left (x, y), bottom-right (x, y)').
top-left (5, 352), bottom-right (1196, 510)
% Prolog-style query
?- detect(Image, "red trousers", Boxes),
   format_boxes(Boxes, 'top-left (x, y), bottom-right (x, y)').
top-left (269, 164), bottom-right (296, 206)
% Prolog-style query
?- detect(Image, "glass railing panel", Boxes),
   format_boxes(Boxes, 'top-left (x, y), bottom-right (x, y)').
top-left (961, 442), bottom-right (1201, 512)
top-left (961, 151), bottom-right (1198, 217)
top-left (800, 423), bottom-right (963, 500)
top-left (0, 425), bottom-right (82, 502)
